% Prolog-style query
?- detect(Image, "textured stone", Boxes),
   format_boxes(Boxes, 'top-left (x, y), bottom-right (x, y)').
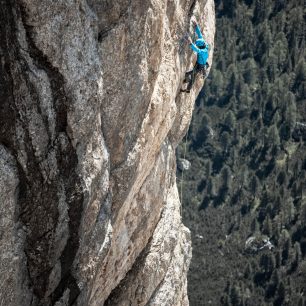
top-left (0, 0), bottom-right (215, 305)
top-left (0, 145), bottom-right (31, 306)
top-left (178, 158), bottom-right (191, 171)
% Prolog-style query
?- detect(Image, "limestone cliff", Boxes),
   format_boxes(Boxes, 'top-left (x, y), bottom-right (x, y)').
top-left (0, 0), bottom-right (215, 305)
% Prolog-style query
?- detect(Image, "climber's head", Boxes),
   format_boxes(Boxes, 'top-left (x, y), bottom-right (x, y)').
top-left (196, 38), bottom-right (206, 49)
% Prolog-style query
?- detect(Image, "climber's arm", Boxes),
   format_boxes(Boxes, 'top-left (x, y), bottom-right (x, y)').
top-left (189, 43), bottom-right (200, 53)
top-left (193, 21), bottom-right (209, 47)
top-left (186, 36), bottom-right (199, 53)
top-left (195, 24), bottom-right (203, 39)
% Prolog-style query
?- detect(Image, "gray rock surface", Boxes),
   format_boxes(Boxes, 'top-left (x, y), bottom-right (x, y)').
top-left (0, 145), bottom-right (31, 306)
top-left (178, 158), bottom-right (192, 171)
top-left (0, 0), bottom-right (215, 305)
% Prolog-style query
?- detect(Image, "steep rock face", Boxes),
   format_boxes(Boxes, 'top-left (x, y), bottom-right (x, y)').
top-left (0, 0), bottom-right (215, 305)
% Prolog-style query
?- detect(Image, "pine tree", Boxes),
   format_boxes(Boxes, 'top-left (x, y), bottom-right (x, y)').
top-left (274, 281), bottom-right (286, 305)
top-left (244, 263), bottom-right (253, 279)
top-left (249, 175), bottom-right (259, 195)
top-left (243, 58), bottom-right (257, 85)
top-left (224, 111), bottom-right (236, 132)
top-left (207, 178), bottom-right (217, 198)
top-left (284, 92), bottom-right (297, 129)
top-left (294, 59), bottom-right (306, 99)
top-left (205, 161), bottom-right (212, 177)
top-left (293, 242), bottom-right (302, 264)
top-left (262, 217), bottom-right (272, 236)
top-left (220, 131), bottom-right (231, 152)
top-left (230, 286), bottom-right (241, 306)
top-left (268, 125), bottom-right (280, 146)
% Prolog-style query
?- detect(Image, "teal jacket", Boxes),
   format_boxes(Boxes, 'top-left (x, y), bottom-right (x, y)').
top-left (190, 25), bottom-right (209, 65)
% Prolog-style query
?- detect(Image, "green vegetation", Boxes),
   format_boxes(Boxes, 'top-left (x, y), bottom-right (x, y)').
top-left (178, 0), bottom-right (306, 305)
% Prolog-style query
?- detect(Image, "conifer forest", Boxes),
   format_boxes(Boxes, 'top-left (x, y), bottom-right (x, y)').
top-left (179, 0), bottom-right (306, 305)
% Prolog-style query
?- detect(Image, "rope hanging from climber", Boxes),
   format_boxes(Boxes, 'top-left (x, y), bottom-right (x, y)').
top-left (181, 18), bottom-right (210, 93)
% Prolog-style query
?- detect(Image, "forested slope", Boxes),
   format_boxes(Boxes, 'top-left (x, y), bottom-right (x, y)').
top-left (179, 0), bottom-right (306, 305)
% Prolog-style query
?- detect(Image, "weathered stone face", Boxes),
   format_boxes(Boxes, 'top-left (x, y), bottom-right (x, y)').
top-left (0, 0), bottom-right (214, 305)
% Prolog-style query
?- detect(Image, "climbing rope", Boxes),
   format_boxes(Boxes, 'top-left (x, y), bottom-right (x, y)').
top-left (179, 24), bottom-right (196, 212)
top-left (179, 127), bottom-right (189, 211)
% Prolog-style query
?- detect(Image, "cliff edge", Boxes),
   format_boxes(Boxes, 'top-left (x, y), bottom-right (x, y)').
top-left (0, 0), bottom-right (215, 305)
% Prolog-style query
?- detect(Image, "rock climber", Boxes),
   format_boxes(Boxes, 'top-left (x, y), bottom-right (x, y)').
top-left (181, 19), bottom-right (209, 93)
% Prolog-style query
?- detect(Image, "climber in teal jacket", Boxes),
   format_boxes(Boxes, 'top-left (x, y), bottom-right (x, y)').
top-left (190, 22), bottom-right (209, 65)
top-left (182, 19), bottom-right (210, 93)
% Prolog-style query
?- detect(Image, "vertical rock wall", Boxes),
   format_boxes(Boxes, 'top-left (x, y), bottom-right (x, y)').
top-left (0, 0), bottom-right (215, 305)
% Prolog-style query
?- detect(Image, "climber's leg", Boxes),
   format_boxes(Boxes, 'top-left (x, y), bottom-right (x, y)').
top-left (202, 62), bottom-right (210, 78)
top-left (183, 69), bottom-right (193, 83)
top-left (186, 65), bottom-right (198, 92)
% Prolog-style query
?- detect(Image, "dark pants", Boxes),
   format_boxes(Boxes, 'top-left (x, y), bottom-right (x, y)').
top-left (184, 63), bottom-right (208, 91)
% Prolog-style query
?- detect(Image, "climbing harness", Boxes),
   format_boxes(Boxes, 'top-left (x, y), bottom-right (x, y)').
top-left (199, 62), bottom-right (210, 79)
